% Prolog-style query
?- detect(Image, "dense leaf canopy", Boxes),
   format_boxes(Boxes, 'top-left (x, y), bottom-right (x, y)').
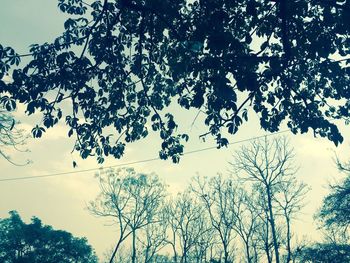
top-left (0, 0), bottom-right (349, 162)
top-left (297, 243), bottom-right (350, 263)
top-left (318, 173), bottom-right (350, 232)
top-left (0, 211), bottom-right (98, 263)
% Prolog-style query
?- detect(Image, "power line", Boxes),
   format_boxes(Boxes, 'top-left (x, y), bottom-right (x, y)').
top-left (184, 130), bottom-right (288, 155)
top-left (0, 130), bottom-right (288, 182)
top-left (0, 157), bottom-right (160, 182)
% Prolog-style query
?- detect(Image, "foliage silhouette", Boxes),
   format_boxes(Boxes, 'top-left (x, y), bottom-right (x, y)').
top-left (317, 161), bottom-right (350, 241)
top-left (318, 175), bottom-right (350, 234)
top-left (292, 158), bottom-right (350, 263)
top-left (296, 243), bottom-right (350, 263)
top-left (0, 0), bottom-right (349, 163)
top-left (0, 211), bottom-right (98, 263)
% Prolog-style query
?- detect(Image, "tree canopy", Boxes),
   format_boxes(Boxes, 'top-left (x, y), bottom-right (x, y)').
top-left (296, 242), bottom-right (350, 263)
top-left (0, 0), bottom-right (349, 163)
top-left (0, 211), bottom-right (98, 263)
top-left (318, 162), bottom-right (350, 237)
top-left (299, 161), bottom-right (350, 262)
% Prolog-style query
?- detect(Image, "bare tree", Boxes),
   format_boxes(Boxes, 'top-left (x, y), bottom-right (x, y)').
top-left (191, 175), bottom-right (237, 263)
top-left (0, 108), bottom-right (29, 165)
top-left (192, 225), bottom-right (216, 263)
top-left (165, 190), bottom-right (207, 263)
top-left (89, 168), bottom-right (166, 263)
top-left (138, 208), bottom-right (168, 263)
top-left (274, 176), bottom-right (309, 262)
top-left (231, 187), bottom-right (261, 263)
top-left (164, 199), bottom-right (180, 263)
top-left (229, 182), bottom-right (280, 263)
top-left (231, 136), bottom-right (297, 263)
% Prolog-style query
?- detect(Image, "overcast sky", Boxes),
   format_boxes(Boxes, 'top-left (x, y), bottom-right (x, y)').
top-left (1, 0), bottom-right (350, 259)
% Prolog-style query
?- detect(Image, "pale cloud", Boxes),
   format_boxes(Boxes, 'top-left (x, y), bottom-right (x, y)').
top-left (295, 136), bottom-right (334, 159)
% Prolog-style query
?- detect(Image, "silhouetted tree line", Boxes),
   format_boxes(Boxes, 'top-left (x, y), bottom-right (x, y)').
top-left (0, 211), bottom-right (98, 263)
top-left (2, 137), bottom-right (350, 262)
top-left (89, 137), bottom-right (350, 263)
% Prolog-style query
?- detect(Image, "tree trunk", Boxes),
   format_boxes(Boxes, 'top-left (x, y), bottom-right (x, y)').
top-left (224, 244), bottom-right (229, 263)
top-left (245, 240), bottom-right (251, 263)
top-left (263, 218), bottom-right (272, 263)
top-left (266, 186), bottom-right (280, 263)
top-left (109, 239), bottom-right (123, 263)
top-left (144, 245), bottom-right (150, 263)
top-left (171, 231), bottom-right (178, 263)
top-left (132, 229), bottom-right (137, 263)
top-left (172, 243), bottom-right (178, 263)
top-left (183, 243), bottom-right (188, 263)
top-left (264, 241), bottom-right (272, 263)
top-left (253, 243), bottom-right (258, 263)
top-left (286, 215), bottom-right (292, 263)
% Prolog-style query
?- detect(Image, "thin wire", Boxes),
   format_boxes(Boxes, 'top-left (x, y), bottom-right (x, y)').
top-left (185, 130), bottom-right (288, 155)
top-left (0, 130), bottom-right (288, 182)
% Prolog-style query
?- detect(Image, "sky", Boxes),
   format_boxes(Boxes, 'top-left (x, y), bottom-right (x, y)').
top-left (1, 0), bottom-right (350, 260)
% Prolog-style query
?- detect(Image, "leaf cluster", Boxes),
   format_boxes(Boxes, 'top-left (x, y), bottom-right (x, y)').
top-left (0, 0), bottom-right (349, 162)
top-left (0, 211), bottom-right (98, 263)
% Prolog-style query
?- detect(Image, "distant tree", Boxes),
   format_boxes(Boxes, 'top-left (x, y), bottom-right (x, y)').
top-left (105, 244), bottom-right (131, 263)
top-left (231, 136), bottom-right (301, 263)
top-left (0, 107), bottom-right (29, 165)
top-left (296, 242), bottom-right (350, 263)
top-left (89, 167), bottom-right (166, 263)
top-left (231, 187), bottom-right (261, 263)
top-left (165, 190), bottom-right (209, 263)
top-left (252, 186), bottom-right (275, 263)
top-left (318, 164), bottom-right (350, 237)
top-left (291, 162), bottom-right (350, 262)
top-left (191, 175), bottom-right (237, 263)
top-left (0, 211), bottom-right (97, 263)
top-left (274, 176), bottom-right (308, 262)
top-left (137, 208), bottom-right (168, 263)
top-left (190, 220), bottom-right (215, 263)
top-left (0, 0), bottom-right (349, 163)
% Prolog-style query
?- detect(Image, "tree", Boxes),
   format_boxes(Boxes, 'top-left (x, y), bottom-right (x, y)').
top-left (318, 166), bottom-right (350, 237)
top-left (0, 0), bottom-right (349, 163)
top-left (296, 242), bottom-right (350, 263)
top-left (274, 175), bottom-right (308, 262)
top-left (231, 136), bottom-right (301, 263)
top-left (0, 210), bottom-right (97, 263)
top-left (296, 162), bottom-right (350, 262)
top-left (252, 186), bottom-right (275, 263)
top-left (89, 167), bottom-right (166, 263)
top-left (0, 107), bottom-right (29, 165)
top-left (137, 209), bottom-right (168, 263)
top-left (230, 188), bottom-right (261, 263)
top-left (165, 190), bottom-right (209, 263)
top-left (191, 175), bottom-right (238, 263)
